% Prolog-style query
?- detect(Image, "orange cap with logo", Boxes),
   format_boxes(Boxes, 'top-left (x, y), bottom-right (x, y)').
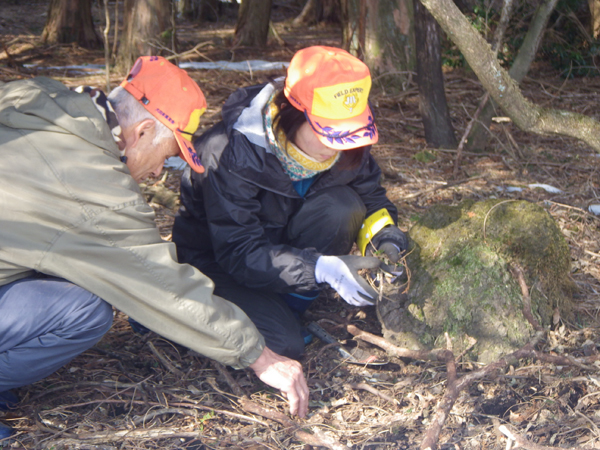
top-left (120, 56), bottom-right (207, 173)
top-left (284, 46), bottom-right (378, 150)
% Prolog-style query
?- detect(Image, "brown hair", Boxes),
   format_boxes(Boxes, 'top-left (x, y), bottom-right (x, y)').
top-left (272, 89), bottom-right (367, 170)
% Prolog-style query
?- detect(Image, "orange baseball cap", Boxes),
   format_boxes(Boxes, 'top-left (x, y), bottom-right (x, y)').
top-left (284, 46), bottom-right (378, 150)
top-left (120, 56), bottom-right (207, 173)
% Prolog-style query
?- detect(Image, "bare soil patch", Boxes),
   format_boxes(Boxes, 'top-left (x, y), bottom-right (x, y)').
top-left (3, 3), bottom-right (600, 449)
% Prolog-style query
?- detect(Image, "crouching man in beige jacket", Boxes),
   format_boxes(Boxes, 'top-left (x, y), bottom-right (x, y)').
top-left (0, 56), bottom-right (308, 439)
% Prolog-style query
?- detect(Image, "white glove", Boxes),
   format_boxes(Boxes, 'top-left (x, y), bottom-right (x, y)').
top-left (315, 255), bottom-right (381, 306)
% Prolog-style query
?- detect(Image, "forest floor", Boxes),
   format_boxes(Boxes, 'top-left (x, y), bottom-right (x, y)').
top-left (4, 1), bottom-right (600, 449)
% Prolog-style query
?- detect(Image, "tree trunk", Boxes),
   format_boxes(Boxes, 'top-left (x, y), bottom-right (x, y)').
top-left (366, 0), bottom-right (415, 89)
top-left (491, 0), bottom-right (514, 54)
top-left (198, 0), bottom-right (220, 22)
top-left (117, 0), bottom-right (172, 71)
top-left (233, 0), bottom-right (273, 47)
top-left (102, 0), bottom-right (111, 93)
top-left (413, 0), bottom-right (456, 148)
top-left (340, 0), bottom-right (355, 53)
top-left (419, 0), bottom-right (600, 153)
top-left (41, 0), bottom-right (102, 48)
top-left (589, 0), bottom-right (600, 38)
top-left (179, 0), bottom-right (219, 21)
top-left (123, 0), bottom-right (135, 30)
top-left (465, 0), bottom-right (558, 152)
top-left (179, 0), bottom-right (198, 19)
top-left (342, 0), bottom-right (415, 89)
top-left (293, 0), bottom-right (340, 26)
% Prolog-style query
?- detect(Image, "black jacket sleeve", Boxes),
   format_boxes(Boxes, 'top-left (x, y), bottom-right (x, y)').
top-left (174, 124), bottom-right (322, 294)
top-left (202, 166), bottom-right (321, 293)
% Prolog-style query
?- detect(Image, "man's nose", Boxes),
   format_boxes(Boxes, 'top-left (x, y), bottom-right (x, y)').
top-left (151, 160), bottom-right (165, 177)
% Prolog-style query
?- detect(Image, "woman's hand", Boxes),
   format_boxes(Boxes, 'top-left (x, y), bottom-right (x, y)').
top-left (314, 255), bottom-right (380, 306)
top-left (370, 226), bottom-right (408, 264)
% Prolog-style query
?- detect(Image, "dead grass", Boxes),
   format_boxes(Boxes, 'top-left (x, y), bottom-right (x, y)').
top-left (3, 2), bottom-right (600, 449)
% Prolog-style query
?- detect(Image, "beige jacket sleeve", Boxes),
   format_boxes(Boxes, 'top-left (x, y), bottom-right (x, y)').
top-left (41, 199), bottom-right (265, 369)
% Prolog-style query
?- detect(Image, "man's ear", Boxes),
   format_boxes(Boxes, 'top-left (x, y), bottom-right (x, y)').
top-left (130, 118), bottom-right (156, 148)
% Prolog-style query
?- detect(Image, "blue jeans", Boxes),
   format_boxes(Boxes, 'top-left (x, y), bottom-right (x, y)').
top-left (0, 275), bottom-right (113, 391)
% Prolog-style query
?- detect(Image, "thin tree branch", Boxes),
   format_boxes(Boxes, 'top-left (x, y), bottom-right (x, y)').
top-left (147, 341), bottom-right (184, 377)
top-left (499, 424), bottom-right (591, 450)
top-left (420, 0), bottom-right (600, 152)
top-left (112, 0), bottom-right (119, 59)
top-left (210, 362), bottom-right (349, 450)
top-left (510, 264), bottom-right (544, 332)
top-left (239, 398), bottom-right (351, 450)
top-left (102, 0), bottom-right (111, 93)
top-left (450, 0), bottom-right (512, 170)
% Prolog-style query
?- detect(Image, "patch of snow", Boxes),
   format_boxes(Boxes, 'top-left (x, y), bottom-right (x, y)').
top-left (179, 60), bottom-right (288, 72)
top-left (23, 63), bottom-right (105, 74)
top-left (23, 60), bottom-right (289, 75)
top-left (528, 183), bottom-right (563, 194)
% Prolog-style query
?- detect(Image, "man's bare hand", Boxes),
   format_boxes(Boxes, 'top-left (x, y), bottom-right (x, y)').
top-left (248, 346), bottom-right (309, 418)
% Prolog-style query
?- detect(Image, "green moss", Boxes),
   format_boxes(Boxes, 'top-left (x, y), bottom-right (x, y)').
top-left (407, 303), bottom-right (425, 321)
top-left (413, 150), bottom-right (437, 163)
top-left (379, 199), bottom-right (575, 363)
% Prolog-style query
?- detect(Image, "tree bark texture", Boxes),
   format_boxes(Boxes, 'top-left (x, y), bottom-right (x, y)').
top-left (365, 0), bottom-right (415, 86)
top-left (123, 0), bottom-right (134, 30)
top-left (491, 0), bottom-right (514, 54)
top-left (343, 0), bottom-right (415, 88)
top-left (589, 0), bottom-right (600, 38)
top-left (117, 0), bottom-right (134, 61)
top-left (293, 0), bottom-right (341, 26)
top-left (103, 0), bottom-right (111, 93)
top-left (465, 0), bottom-right (559, 151)
top-left (340, 0), bottom-right (364, 56)
top-left (418, 0), bottom-right (600, 152)
top-left (41, 0), bottom-right (102, 49)
top-left (179, 0), bottom-right (220, 22)
top-left (198, 0), bottom-right (220, 22)
top-left (340, 0), bottom-right (353, 51)
top-left (117, 0), bottom-right (172, 71)
top-left (413, 0), bottom-right (456, 148)
top-left (179, 0), bottom-right (199, 19)
top-left (233, 0), bottom-right (273, 47)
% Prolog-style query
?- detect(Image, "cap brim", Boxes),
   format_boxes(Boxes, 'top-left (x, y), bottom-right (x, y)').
top-left (174, 132), bottom-right (204, 173)
top-left (306, 105), bottom-right (378, 150)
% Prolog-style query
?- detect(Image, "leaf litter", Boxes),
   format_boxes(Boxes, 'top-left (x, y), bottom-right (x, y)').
top-left (3, 1), bottom-right (600, 448)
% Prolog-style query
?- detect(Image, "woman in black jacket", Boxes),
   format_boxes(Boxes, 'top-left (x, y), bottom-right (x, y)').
top-left (173, 46), bottom-right (408, 359)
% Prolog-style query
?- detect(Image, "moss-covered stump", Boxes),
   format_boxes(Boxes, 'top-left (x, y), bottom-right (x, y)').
top-left (378, 199), bottom-right (574, 363)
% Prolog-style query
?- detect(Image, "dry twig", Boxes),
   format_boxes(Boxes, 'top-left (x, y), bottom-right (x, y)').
top-left (147, 341), bottom-right (184, 376)
top-left (499, 424), bottom-right (592, 450)
top-left (239, 398), bottom-right (351, 450)
top-left (346, 382), bottom-right (399, 406)
top-left (210, 362), bottom-right (350, 449)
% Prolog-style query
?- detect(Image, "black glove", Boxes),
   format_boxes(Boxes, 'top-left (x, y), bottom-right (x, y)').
top-left (315, 255), bottom-right (381, 306)
top-left (369, 225), bottom-right (408, 263)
